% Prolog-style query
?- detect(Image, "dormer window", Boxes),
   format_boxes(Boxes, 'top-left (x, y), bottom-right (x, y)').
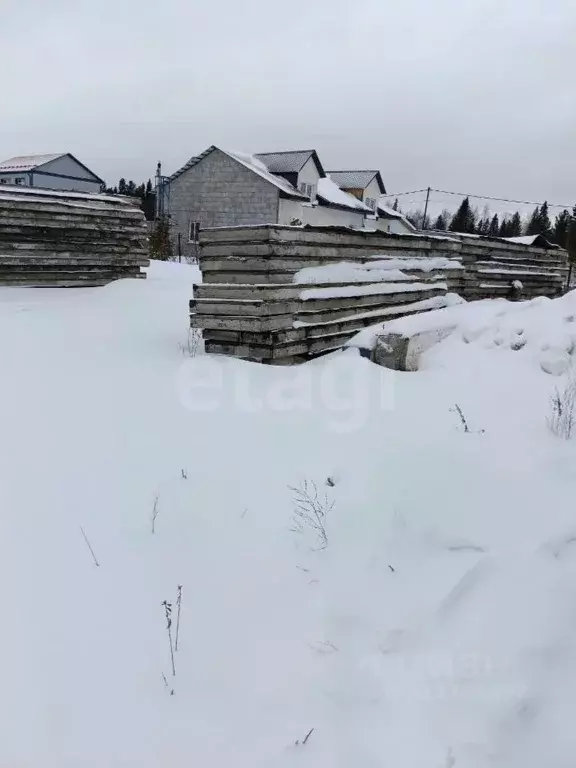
top-left (299, 182), bottom-right (316, 200)
top-left (365, 197), bottom-right (376, 211)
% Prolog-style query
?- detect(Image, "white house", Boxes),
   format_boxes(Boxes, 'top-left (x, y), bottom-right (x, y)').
top-left (254, 150), bottom-right (371, 228)
top-left (327, 169), bottom-right (416, 234)
top-left (375, 201), bottom-right (417, 235)
top-left (0, 153), bottom-right (104, 193)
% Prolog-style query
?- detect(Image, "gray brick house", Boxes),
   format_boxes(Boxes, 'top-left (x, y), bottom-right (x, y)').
top-left (165, 145), bottom-right (372, 259)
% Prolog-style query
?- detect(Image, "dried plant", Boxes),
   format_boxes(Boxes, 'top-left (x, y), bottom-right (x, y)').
top-left (162, 600), bottom-right (176, 676)
top-left (151, 494), bottom-right (160, 534)
top-left (180, 328), bottom-right (202, 358)
top-left (80, 525), bottom-right (100, 567)
top-left (175, 585), bottom-right (183, 652)
top-left (548, 374), bottom-right (576, 439)
top-left (289, 480), bottom-right (334, 549)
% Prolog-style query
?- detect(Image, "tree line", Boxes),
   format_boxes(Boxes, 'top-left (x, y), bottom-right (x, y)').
top-left (104, 178), bottom-right (155, 221)
top-left (397, 197), bottom-right (575, 249)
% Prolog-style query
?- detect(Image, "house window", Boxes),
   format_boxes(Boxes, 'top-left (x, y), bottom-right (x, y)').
top-left (14, 177), bottom-right (25, 186)
top-left (188, 220), bottom-right (200, 243)
top-left (299, 182), bottom-right (316, 200)
top-left (365, 197), bottom-right (376, 210)
top-left (0, 179), bottom-right (8, 184)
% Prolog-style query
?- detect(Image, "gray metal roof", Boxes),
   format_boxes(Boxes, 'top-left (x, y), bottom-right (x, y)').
top-left (327, 170), bottom-right (383, 192)
top-left (255, 150), bottom-right (318, 174)
top-left (0, 153), bottom-right (66, 172)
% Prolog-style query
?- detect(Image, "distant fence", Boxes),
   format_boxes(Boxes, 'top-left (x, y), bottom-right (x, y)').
top-left (0, 187), bottom-right (149, 287)
top-left (191, 225), bottom-right (567, 364)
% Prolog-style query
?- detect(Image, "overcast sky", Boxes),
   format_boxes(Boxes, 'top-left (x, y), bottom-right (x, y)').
top-left (1, 0), bottom-right (574, 214)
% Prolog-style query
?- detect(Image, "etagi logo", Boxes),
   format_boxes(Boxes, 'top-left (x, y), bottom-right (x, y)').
top-left (176, 353), bottom-right (395, 434)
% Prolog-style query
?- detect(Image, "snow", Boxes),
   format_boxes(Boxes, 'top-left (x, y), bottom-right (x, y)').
top-left (301, 281), bottom-right (447, 300)
top-left (0, 152), bottom-right (64, 171)
top-left (317, 177), bottom-right (371, 211)
top-left (294, 258), bottom-right (463, 286)
top-left (377, 201), bottom-right (416, 231)
top-left (2, 262), bottom-right (576, 766)
top-left (0, 185), bottom-right (129, 204)
top-left (225, 149), bottom-right (307, 199)
top-left (505, 235), bottom-right (542, 245)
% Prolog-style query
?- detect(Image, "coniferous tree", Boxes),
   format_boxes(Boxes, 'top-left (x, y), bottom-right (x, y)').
top-left (392, 198), bottom-right (399, 211)
top-left (488, 214), bottom-right (500, 237)
top-left (509, 212), bottom-right (522, 237)
top-left (500, 217), bottom-right (515, 238)
top-left (118, 178), bottom-right (127, 195)
top-left (146, 179), bottom-right (153, 195)
top-left (449, 197), bottom-right (476, 233)
top-left (539, 201), bottom-right (552, 239)
top-left (433, 213), bottom-right (447, 230)
top-left (553, 210), bottom-right (571, 248)
top-left (525, 206), bottom-right (539, 235)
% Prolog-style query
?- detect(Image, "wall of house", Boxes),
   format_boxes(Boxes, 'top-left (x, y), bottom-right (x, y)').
top-left (374, 216), bottom-right (415, 235)
top-left (362, 178), bottom-right (381, 209)
top-left (296, 157), bottom-right (321, 198)
top-left (168, 148), bottom-right (280, 258)
top-left (30, 156), bottom-right (103, 193)
top-left (278, 198), bottom-right (364, 228)
top-left (0, 174), bottom-right (30, 187)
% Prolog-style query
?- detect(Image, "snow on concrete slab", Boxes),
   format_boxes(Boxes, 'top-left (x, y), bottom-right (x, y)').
top-left (294, 258), bottom-right (462, 287)
top-left (1, 261), bottom-right (576, 766)
top-left (300, 281), bottom-right (447, 300)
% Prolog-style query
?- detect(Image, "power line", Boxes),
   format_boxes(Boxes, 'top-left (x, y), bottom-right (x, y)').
top-left (383, 186), bottom-right (574, 210)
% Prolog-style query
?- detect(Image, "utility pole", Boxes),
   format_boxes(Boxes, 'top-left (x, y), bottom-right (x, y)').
top-left (422, 187), bottom-right (431, 230)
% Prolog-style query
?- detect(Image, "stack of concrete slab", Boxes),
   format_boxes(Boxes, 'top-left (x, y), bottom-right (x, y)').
top-left (0, 186), bottom-right (149, 286)
top-left (191, 225), bottom-right (567, 364)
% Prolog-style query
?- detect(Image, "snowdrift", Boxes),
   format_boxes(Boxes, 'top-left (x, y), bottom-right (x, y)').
top-left (1, 262), bottom-right (576, 767)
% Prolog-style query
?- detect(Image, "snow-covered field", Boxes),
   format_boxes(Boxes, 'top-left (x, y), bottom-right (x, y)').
top-left (1, 260), bottom-right (576, 767)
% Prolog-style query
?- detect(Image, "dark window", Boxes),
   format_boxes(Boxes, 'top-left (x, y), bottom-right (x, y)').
top-left (188, 221), bottom-right (200, 243)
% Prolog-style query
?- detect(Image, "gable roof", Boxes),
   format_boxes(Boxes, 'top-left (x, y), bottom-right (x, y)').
top-left (255, 150), bottom-right (325, 177)
top-left (169, 145), bottom-right (306, 199)
top-left (377, 200), bottom-right (416, 231)
top-left (0, 153), bottom-right (65, 172)
top-left (0, 153), bottom-right (104, 184)
top-left (317, 177), bottom-right (371, 213)
top-left (327, 170), bottom-right (386, 194)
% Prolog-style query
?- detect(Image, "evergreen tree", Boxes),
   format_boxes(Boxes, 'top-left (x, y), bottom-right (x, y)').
top-left (539, 201), bottom-right (552, 239)
top-left (552, 210), bottom-right (571, 248)
top-left (525, 206), bottom-right (540, 235)
top-left (509, 212), bottom-right (522, 237)
top-left (488, 214), bottom-right (500, 237)
top-left (498, 216), bottom-right (512, 237)
top-left (118, 178), bottom-right (127, 195)
top-left (149, 217), bottom-right (173, 260)
top-left (126, 180), bottom-right (136, 196)
top-left (477, 217), bottom-right (490, 236)
top-left (146, 179), bottom-right (153, 195)
top-left (449, 197), bottom-right (476, 233)
top-left (392, 198), bottom-right (399, 211)
top-left (433, 213), bottom-right (447, 230)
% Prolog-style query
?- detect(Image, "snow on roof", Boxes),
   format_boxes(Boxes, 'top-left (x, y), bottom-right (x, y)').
top-left (169, 146), bottom-right (306, 199)
top-left (0, 153), bottom-right (65, 172)
top-left (377, 200), bottom-right (417, 230)
top-left (317, 177), bottom-right (371, 212)
top-left (225, 149), bottom-right (307, 199)
top-left (254, 150), bottom-right (317, 174)
top-left (327, 170), bottom-right (380, 190)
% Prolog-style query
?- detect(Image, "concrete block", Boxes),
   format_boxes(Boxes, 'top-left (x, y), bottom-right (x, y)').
top-left (372, 326), bottom-right (455, 371)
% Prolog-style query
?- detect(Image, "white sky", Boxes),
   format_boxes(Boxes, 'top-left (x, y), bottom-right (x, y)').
top-left (1, 0), bottom-right (574, 213)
